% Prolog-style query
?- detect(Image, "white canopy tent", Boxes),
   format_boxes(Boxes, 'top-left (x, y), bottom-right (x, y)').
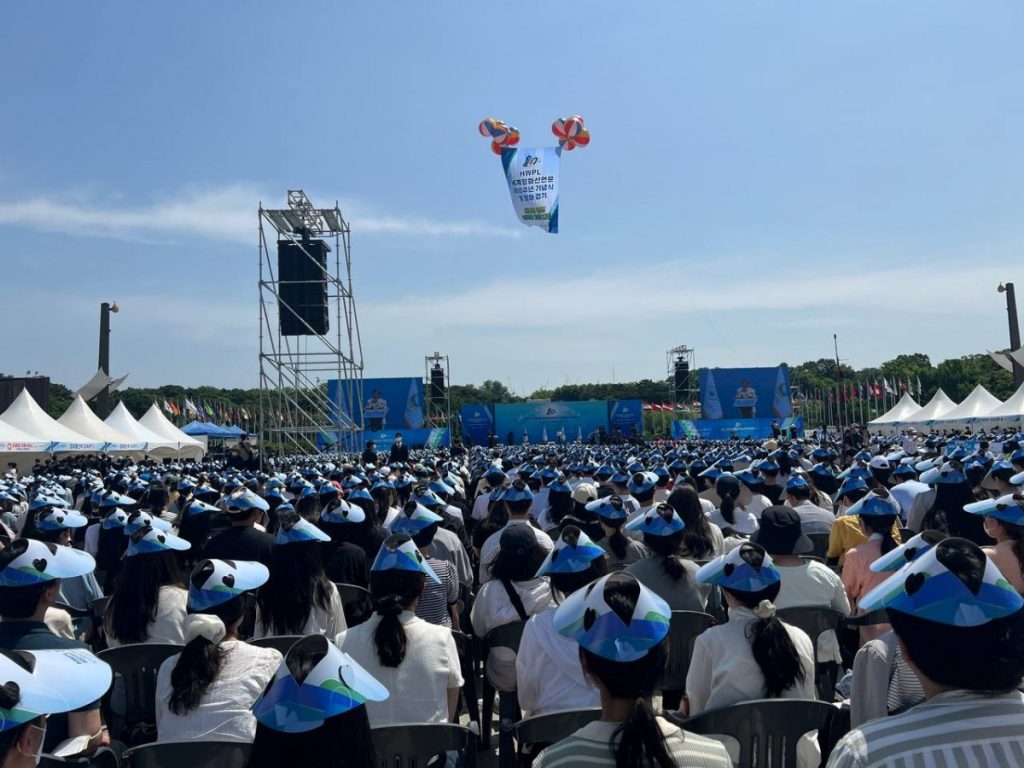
top-left (976, 381), bottom-right (1024, 430)
top-left (104, 402), bottom-right (178, 457)
top-left (866, 393), bottom-right (921, 435)
top-left (58, 396), bottom-right (147, 453)
top-left (927, 385), bottom-right (1003, 430)
top-left (890, 389), bottom-right (958, 431)
top-left (0, 389), bottom-right (103, 452)
top-left (139, 404), bottom-right (206, 459)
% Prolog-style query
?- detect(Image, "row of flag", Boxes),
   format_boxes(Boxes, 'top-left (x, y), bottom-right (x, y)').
top-left (796, 375), bottom-right (923, 403)
top-left (642, 402), bottom-right (699, 412)
top-left (160, 398), bottom-right (253, 424)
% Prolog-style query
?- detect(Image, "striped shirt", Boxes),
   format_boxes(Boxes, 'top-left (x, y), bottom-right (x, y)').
top-left (534, 718), bottom-right (731, 768)
top-left (827, 690), bottom-right (1024, 768)
top-left (416, 556), bottom-right (458, 628)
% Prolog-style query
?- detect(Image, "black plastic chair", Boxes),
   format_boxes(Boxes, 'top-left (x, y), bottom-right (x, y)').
top-left (661, 610), bottom-right (716, 709)
top-left (97, 643), bottom-right (182, 741)
top-left (807, 533), bottom-right (831, 559)
top-left (371, 723), bottom-right (477, 768)
top-left (249, 635), bottom-right (302, 655)
top-left (40, 747), bottom-right (120, 768)
top-left (776, 606), bottom-right (844, 701)
top-left (451, 630), bottom-right (481, 736)
top-left (123, 740), bottom-right (251, 768)
top-left (511, 708), bottom-right (601, 762)
top-left (335, 582), bottom-right (373, 626)
top-left (669, 698), bottom-right (837, 768)
top-left (479, 621), bottom-right (526, 767)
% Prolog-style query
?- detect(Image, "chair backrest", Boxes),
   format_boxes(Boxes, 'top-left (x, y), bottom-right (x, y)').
top-left (335, 582), bottom-right (373, 626)
top-left (512, 708), bottom-right (601, 753)
top-left (40, 747), bottom-right (120, 768)
top-left (123, 740), bottom-right (252, 768)
top-left (484, 621), bottom-right (526, 654)
top-left (371, 723), bottom-right (476, 768)
top-left (97, 643), bottom-right (183, 740)
top-left (91, 596), bottom-right (112, 621)
top-left (662, 611), bottom-right (716, 691)
top-left (249, 635), bottom-right (302, 655)
top-left (806, 532), bottom-right (831, 559)
top-left (671, 699), bottom-right (836, 768)
top-left (775, 606), bottom-right (843, 648)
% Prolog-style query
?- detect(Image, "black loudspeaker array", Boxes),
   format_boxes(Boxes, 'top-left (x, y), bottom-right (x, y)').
top-left (673, 359), bottom-right (690, 391)
top-left (430, 364), bottom-right (446, 402)
top-left (278, 240), bottom-right (329, 336)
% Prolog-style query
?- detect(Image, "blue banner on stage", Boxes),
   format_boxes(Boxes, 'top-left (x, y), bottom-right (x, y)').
top-left (673, 417), bottom-right (804, 441)
top-left (700, 367), bottom-right (792, 421)
top-left (318, 427), bottom-right (449, 452)
top-left (608, 400), bottom-right (643, 439)
top-left (460, 404), bottom-right (495, 446)
top-left (328, 377), bottom-right (425, 432)
top-left (496, 401), bottom-right (609, 444)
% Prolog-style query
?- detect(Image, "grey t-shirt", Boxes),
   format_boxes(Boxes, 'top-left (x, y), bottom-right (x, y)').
top-left (624, 555), bottom-right (710, 611)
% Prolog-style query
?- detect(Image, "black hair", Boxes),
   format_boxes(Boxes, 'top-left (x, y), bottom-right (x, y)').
top-left (642, 529), bottom-right (689, 581)
top-left (96, 523), bottom-right (129, 587)
top-left (369, 565), bottom-right (425, 667)
top-left (247, 636), bottom-right (376, 768)
top-left (787, 484), bottom-right (812, 502)
top-left (667, 486), bottom-right (714, 560)
top-left (0, 542), bottom-right (54, 618)
top-left (147, 482), bottom-right (169, 514)
top-left (927, 482), bottom-right (987, 545)
top-left (889, 600), bottom-right (1024, 692)
top-left (723, 580), bottom-right (806, 698)
top-left (579, 577), bottom-right (673, 768)
top-left (178, 509), bottom-right (214, 555)
top-left (257, 515), bottom-right (335, 636)
top-left (295, 494), bottom-right (321, 523)
top-left (859, 511), bottom-right (897, 554)
top-left (0, 651), bottom-right (36, 761)
top-left (600, 506), bottom-right (630, 561)
top-left (169, 563), bottom-right (250, 715)
top-left (490, 538), bottom-right (547, 582)
top-left (370, 485), bottom-right (397, 524)
top-left (547, 488), bottom-right (573, 528)
top-left (550, 557), bottom-right (608, 603)
top-left (18, 510), bottom-right (65, 545)
top-left (716, 476), bottom-right (741, 526)
top-left (106, 549), bottom-right (183, 644)
top-left (411, 521), bottom-right (439, 549)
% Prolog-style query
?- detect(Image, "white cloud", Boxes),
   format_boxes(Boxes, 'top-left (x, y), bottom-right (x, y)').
top-left (0, 185), bottom-right (519, 244)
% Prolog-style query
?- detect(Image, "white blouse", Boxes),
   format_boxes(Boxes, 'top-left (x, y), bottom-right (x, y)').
top-left (107, 585), bottom-right (188, 648)
top-left (155, 640), bottom-right (282, 742)
top-left (516, 606), bottom-right (599, 716)
top-left (252, 581), bottom-right (346, 639)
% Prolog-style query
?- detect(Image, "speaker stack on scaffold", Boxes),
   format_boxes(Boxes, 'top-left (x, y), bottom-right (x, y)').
top-left (277, 237), bottom-right (329, 336)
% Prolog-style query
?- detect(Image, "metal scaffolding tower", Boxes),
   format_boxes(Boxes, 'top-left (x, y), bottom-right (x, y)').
top-left (258, 191), bottom-right (363, 462)
top-left (667, 345), bottom-right (698, 412)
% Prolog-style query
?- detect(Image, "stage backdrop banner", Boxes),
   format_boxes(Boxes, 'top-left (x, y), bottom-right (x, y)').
top-left (318, 428), bottom-right (448, 452)
top-left (502, 146), bottom-right (560, 233)
top-left (608, 400), bottom-right (643, 437)
top-left (329, 377), bottom-right (425, 432)
top-left (495, 401), bottom-right (607, 444)
top-left (673, 417), bottom-right (804, 441)
top-left (460, 404), bottom-right (495, 445)
top-left (700, 367), bottom-right (792, 421)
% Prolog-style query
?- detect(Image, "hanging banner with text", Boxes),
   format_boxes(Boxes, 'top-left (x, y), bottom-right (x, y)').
top-left (501, 146), bottom-right (560, 233)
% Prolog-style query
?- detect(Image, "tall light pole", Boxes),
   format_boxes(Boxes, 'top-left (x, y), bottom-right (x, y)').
top-left (96, 301), bottom-right (119, 417)
top-left (998, 283), bottom-right (1024, 388)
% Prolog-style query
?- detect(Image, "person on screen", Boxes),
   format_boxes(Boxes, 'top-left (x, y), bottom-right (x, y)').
top-left (735, 379), bottom-right (757, 418)
top-left (365, 389), bottom-right (388, 431)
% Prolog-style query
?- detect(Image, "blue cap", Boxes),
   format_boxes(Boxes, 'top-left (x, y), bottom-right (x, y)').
top-left (892, 463), bottom-right (917, 479)
top-left (920, 461), bottom-right (967, 486)
top-left (226, 489), bottom-right (270, 513)
top-left (859, 538), bottom-right (1024, 627)
top-left (321, 499), bottom-right (366, 524)
top-left (585, 495), bottom-right (627, 521)
top-left (276, 515), bottom-right (331, 545)
top-left (252, 635), bottom-right (389, 734)
top-left (34, 507), bottom-right (88, 531)
top-left (535, 526), bottom-right (606, 576)
top-left (870, 530), bottom-right (946, 573)
top-left (127, 526), bottom-right (191, 557)
top-left (346, 488), bottom-right (373, 503)
top-left (499, 482), bottom-right (533, 503)
top-left (390, 502), bottom-right (443, 535)
top-left (964, 493), bottom-right (1024, 527)
top-left (624, 504), bottom-right (685, 537)
top-left (125, 511), bottom-right (172, 535)
top-left (696, 542), bottom-right (781, 593)
top-left (188, 558), bottom-right (270, 611)
top-left (552, 572), bottom-right (670, 662)
top-left (186, 500), bottom-right (220, 517)
top-left (0, 539), bottom-right (95, 587)
top-left (836, 476), bottom-right (869, 500)
top-left (370, 535), bottom-right (440, 583)
top-left (847, 489), bottom-right (901, 517)
top-left (784, 475), bottom-right (809, 493)
top-left (626, 472), bottom-right (658, 495)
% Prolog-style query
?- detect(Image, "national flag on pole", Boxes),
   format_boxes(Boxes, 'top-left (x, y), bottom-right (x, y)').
top-left (162, 399), bottom-right (173, 415)
top-left (916, 376), bottom-right (922, 398)
top-left (883, 379), bottom-right (894, 395)
top-left (185, 398), bottom-right (199, 417)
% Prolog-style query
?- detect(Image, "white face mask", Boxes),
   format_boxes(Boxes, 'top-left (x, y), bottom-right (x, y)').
top-left (24, 721), bottom-right (46, 766)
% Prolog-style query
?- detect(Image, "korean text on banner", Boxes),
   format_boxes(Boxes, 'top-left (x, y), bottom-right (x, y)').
top-left (501, 146), bottom-right (560, 233)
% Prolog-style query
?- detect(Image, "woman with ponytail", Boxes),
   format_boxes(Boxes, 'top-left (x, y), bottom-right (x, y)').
top-left (534, 572), bottom-right (730, 768)
top-left (335, 535), bottom-right (463, 726)
top-left (156, 558), bottom-right (279, 742)
top-left (687, 542), bottom-right (817, 767)
top-left (624, 504), bottom-right (711, 611)
top-left (842, 490), bottom-right (903, 643)
top-left (707, 474), bottom-right (758, 549)
top-left (586, 496), bottom-right (647, 572)
top-left (666, 485), bottom-right (723, 560)
top-left (966, 492), bottom-right (1024, 594)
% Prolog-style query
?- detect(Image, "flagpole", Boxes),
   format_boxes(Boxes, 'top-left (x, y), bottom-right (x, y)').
top-left (834, 334), bottom-right (844, 441)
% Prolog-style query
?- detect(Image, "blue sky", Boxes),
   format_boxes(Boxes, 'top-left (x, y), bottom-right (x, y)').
top-left (1, 2), bottom-right (1023, 395)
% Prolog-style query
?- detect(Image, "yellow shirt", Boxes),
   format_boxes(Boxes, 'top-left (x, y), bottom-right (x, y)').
top-left (827, 516), bottom-right (902, 567)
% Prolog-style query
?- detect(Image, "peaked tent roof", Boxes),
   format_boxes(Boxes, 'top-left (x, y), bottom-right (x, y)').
top-left (897, 389), bottom-right (958, 426)
top-left (868, 393), bottom-right (922, 426)
top-left (0, 389), bottom-right (103, 452)
top-left (104, 402), bottom-right (177, 454)
top-left (0, 418), bottom-right (53, 453)
top-left (929, 384), bottom-right (1003, 425)
top-left (139, 405), bottom-right (206, 459)
top-left (58, 396), bottom-right (146, 452)
top-left (977, 381), bottom-right (1024, 425)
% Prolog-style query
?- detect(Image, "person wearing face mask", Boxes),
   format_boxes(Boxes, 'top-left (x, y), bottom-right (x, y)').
top-left (388, 434), bottom-right (409, 465)
top-left (0, 647), bottom-right (112, 768)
